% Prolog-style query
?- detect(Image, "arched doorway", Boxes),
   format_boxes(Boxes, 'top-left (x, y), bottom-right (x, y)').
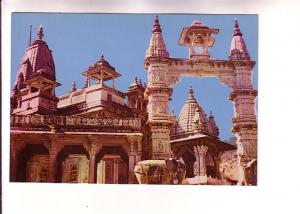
top-left (16, 144), bottom-right (49, 182)
top-left (95, 146), bottom-right (128, 184)
top-left (181, 149), bottom-right (196, 178)
top-left (56, 145), bottom-right (90, 183)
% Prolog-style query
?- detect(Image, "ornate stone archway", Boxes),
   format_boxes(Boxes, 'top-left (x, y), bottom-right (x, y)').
top-left (144, 16), bottom-right (257, 185)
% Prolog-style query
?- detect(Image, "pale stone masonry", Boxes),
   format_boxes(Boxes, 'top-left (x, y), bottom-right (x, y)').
top-left (144, 17), bottom-right (257, 185)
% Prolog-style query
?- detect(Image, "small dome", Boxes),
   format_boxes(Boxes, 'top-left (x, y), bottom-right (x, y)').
top-left (97, 54), bottom-right (115, 70)
top-left (89, 53), bottom-right (116, 72)
top-left (190, 20), bottom-right (208, 29)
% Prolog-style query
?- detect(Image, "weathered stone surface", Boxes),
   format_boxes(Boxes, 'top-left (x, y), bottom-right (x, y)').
top-left (219, 150), bottom-right (239, 183)
top-left (10, 17), bottom-right (257, 185)
top-left (134, 159), bottom-right (186, 184)
top-left (219, 150), bottom-right (257, 185)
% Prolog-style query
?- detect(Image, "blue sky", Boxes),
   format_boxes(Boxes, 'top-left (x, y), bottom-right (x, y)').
top-left (11, 13), bottom-right (258, 140)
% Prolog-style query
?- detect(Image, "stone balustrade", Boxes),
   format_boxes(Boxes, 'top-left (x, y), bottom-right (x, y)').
top-left (10, 115), bottom-right (142, 132)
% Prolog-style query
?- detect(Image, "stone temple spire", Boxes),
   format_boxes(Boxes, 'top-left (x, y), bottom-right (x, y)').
top-left (11, 25), bottom-right (60, 115)
top-left (229, 18), bottom-right (250, 60)
top-left (145, 16), bottom-right (169, 58)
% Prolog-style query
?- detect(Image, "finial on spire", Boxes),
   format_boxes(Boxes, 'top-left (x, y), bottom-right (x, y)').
top-left (28, 25), bottom-right (32, 46)
top-left (71, 80), bottom-right (77, 92)
top-left (101, 51), bottom-right (104, 60)
top-left (189, 85), bottom-right (193, 94)
top-left (229, 17), bottom-right (250, 60)
top-left (233, 18), bottom-right (242, 36)
top-left (188, 85), bottom-right (195, 100)
top-left (135, 76), bottom-right (138, 83)
top-left (152, 16), bottom-right (162, 33)
top-left (139, 78), bottom-right (142, 84)
top-left (37, 25), bottom-right (44, 40)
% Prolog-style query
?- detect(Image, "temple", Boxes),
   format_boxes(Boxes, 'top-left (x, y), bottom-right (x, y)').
top-left (10, 16), bottom-right (257, 185)
top-left (170, 86), bottom-right (235, 180)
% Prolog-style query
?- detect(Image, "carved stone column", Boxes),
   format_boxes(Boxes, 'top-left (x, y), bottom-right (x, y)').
top-left (127, 135), bottom-right (143, 184)
top-left (88, 144), bottom-right (96, 184)
top-left (128, 142), bottom-right (136, 184)
top-left (193, 145), bottom-right (208, 177)
top-left (113, 159), bottom-right (119, 184)
top-left (47, 142), bottom-right (61, 183)
top-left (193, 146), bottom-right (200, 176)
top-left (199, 145), bottom-right (208, 176)
top-left (229, 60), bottom-right (257, 185)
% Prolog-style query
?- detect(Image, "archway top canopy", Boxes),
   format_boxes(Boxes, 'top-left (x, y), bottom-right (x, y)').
top-left (179, 20), bottom-right (219, 47)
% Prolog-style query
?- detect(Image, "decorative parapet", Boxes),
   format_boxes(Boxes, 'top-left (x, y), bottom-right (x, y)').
top-left (10, 115), bottom-right (142, 132)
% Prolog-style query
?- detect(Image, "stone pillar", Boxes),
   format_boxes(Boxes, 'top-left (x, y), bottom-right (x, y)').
top-left (48, 143), bottom-right (59, 183)
top-left (10, 148), bottom-right (20, 182)
top-left (128, 139), bottom-right (142, 184)
top-left (193, 145), bottom-right (208, 176)
top-left (145, 56), bottom-right (173, 160)
top-left (128, 142), bottom-right (136, 184)
top-left (136, 142), bottom-right (142, 163)
top-left (88, 144), bottom-right (96, 184)
top-left (199, 145), bottom-right (208, 176)
top-left (128, 155), bottom-right (135, 184)
top-left (113, 159), bottom-right (119, 184)
top-left (230, 60), bottom-right (257, 185)
top-left (193, 146), bottom-right (200, 176)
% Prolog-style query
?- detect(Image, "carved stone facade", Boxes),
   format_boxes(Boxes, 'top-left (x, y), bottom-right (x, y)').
top-left (170, 87), bottom-right (236, 184)
top-left (10, 16), bottom-right (257, 185)
top-left (10, 26), bottom-right (145, 184)
top-left (144, 17), bottom-right (257, 185)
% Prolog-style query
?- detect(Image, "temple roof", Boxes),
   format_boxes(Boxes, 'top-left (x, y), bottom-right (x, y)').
top-left (13, 25), bottom-right (57, 91)
top-left (179, 20), bottom-right (219, 47)
top-left (174, 86), bottom-right (219, 138)
top-left (229, 18), bottom-right (250, 60)
top-left (82, 54), bottom-right (121, 82)
top-left (127, 77), bottom-right (146, 93)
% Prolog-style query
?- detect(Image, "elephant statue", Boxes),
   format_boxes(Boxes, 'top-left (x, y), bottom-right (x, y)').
top-left (134, 159), bottom-right (186, 184)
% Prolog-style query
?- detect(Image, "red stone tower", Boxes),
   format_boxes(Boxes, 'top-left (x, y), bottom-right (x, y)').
top-left (11, 25), bottom-right (60, 115)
